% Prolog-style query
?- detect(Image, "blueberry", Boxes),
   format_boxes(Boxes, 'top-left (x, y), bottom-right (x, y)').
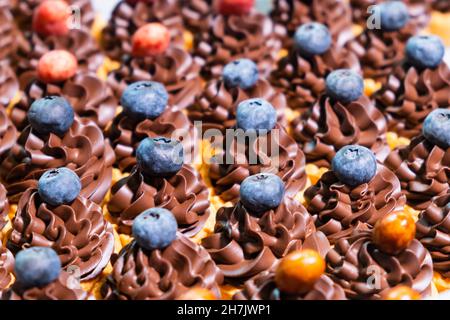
top-left (326, 69), bottom-right (364, 103)
top-left (132, 208), bottom-right (178, 250)
top-left (332, 145), bottom-right (377, 187)
top-left (121, 81), bottom-right (168, 120)
top-left (38, 167), bottom-right (81, 206)
top-left (406, 35), bottom-right (445, 69)
top-left (236, 98), bottom-right (277, 132)
top-left (294, 22), bottom-right (332, 56)
top-left (28, 96), bottom-right (74, 136)
top-left (15, 247), bottom-right (61, 288)
top-left (375, 1), bottom-right (409, 31)
top-left (136, 137), bottom-right (184, 176)
top-left (240, 173), bottom-right (285, 214)
top-left (223, 59), bottom-right (259, 90)
top-left (423, 109), bottom-right (450, 149)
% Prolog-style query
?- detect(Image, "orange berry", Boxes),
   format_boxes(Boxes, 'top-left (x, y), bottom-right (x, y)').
top-left (177, 288), bottom-right (216, 300)
top-left (131, 23), bottom-right (170, 58)
top-left (217, 0), bottom-right (255, 15)
top-left (32, 0), bottom-right (70, 37)
top-left (275, 249), bottom-right (325, 294)
top-left (383, 286), bottom-right (421, 300)
top-left (37, 50), bottom-right (78, 84)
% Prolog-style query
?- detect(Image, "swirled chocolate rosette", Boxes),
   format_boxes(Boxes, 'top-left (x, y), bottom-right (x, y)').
top-left (0, 3), bottom-right (17, 60)
top-left (180, 0), bottom-right (213, 34)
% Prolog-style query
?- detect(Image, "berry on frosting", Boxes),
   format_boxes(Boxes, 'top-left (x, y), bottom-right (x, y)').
top-left (383, 285), bottom-right (421, 300)
top-left (405, 35), bottom-right (445, 69)
top-left (332, 145), bottom-right (377, 187)
top-left (28, 96), bottom-right (74, 136)
top-left (37, 50), bottom-right (78, 84)
top-left (32, 0), bottom-right (70, 37)
top-left (217, 0), bottom-right (255, 15)
top-left (325, 69), bottom-right (364, 104)
top-left (222, 59), bottom-right (259, 90)
top-left (236, 98), bottom-right (277, 132)
top-left (120, 81), bottom-right (168, 120)
top-left (132, 23), bottom-right (171, 58)
top-left (373, 211), bottom-right (416, 255)
top-left (275, 249), bottom-right (326, 294)
top-left (240, 173), bottom-right (285, 214)
top-left (422, 109), bottom-right (450, 149)
top-left (294, 22), bottom-right (332, 57)
top-left (374, 1), bottom-right (409, 32)
top-left (132, 208), bottom-right (178, 250)
top-left (136, 137), bottom-right (184, 177)
top-left (38, 168), bottom-right (81, 206)
top-left (14, 247), bottom-right (61, 288)
top-left (177, 288), bottom-right (216, 300)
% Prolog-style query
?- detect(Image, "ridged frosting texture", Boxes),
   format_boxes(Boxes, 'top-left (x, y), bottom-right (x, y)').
top-left (101, 235), bottom-right (224, 300)
top-left (0, 104), bottom-right (16, 162)
top-left (384, 135), bottom-right (450, 210)
top-left (107, 165), bottom-right (210, 237)
top-left (8, 188), bottom-right (115, 280)
top-left (0, 60), bottom-right (19, 106)
top-left (180, 0), bottom-right (212, 33)
top-left (0, 7), bottom-right (16, 60)
top-left (0, 245), bottom-right (14, 293)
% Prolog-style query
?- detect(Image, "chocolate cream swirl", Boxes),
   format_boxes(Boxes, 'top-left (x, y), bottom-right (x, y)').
top-left (0, 183), bottom-right (10, 230)
top-left (416, 193), bottom-right (450, 277)
top-left (2, 272), bottom-right (91, 300)
top-left (326, 230), bottom-right (433, 299)
top-left (107, 165), bottom-right (210, 237)
top-left (270, 0), bottom-right (353, 48)
top-left (201, 199), bottom-right (318, 281)
top-left (384, 135), bottom-right (450, 210)
top-left (433, 0), bottom-right (450, 12)
top-left (12, 70), bottom-right (117, 131)
top-left (188, 78), bottom-right (287, 132)
top-left (0, 245), bottom-right (14, 293)
top-left (101, 235), bottom-right (224, 300)
top-left (8, 188), bottom-right (115, 280)
top-left (305, 164), bottom-right (406, 244)
top-left (180, 0), bottom-right (213, 33)
top-left (193, 12), bottom-right (281, 80)
top-left (208, 124), bottom-right (306, 203)
top-left (270, 45), bottom-right (360, 111)
top-left (0, 104), bottom-right (17, 162)
top-left (292, 95), bottom-right (389, 167)
top-left (101, 0), bottom-right (184, 60)
top-left (374, 62), bottom-right (450, 138)
top-left (107, 47), bottom-right (202, 110)
top-left (0, 117), bottom-right (115, 204)
top-left (107, 108), bottom-right (194, 173)
top-left (0, 60), bottom-right (19, 106)
top-left (0, 8), bottom-right (17, 60)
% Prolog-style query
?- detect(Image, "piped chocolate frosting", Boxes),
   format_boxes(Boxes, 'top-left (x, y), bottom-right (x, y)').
top-left (0, 104), bottom-right (17, 162)
top-left (0, 245), bottom-right (14, 293)
top-left (180, 0), bottom-right (213, 33)
top-left (0, 8), bottom-right (17, 60)
top-left (0, 60), bottom-right (19, 106)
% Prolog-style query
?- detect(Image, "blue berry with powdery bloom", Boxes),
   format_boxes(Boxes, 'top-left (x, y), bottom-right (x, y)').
top-left (332, 145), bottom-right (377, 187)
top-left (406, 35), bottom-right (445, 69)
top-left (240, 173), bottom-right (285, 214)
top-left (121, 81), bottom-right (168, 120)
top-left (294, 22), bottom-right (332, 56)
top-left (375, 1), bottom-right (409, 31)
top-left (236, 98), bottom-right (277, 132)
top-left (38, 167), bottom-right (81, 206)
top-left (136, 137), bottom-right (184, 177)
top-left (28, 96), bottom-right (74, 136)
top-left (423, 109), bottom-right (450, 149)
top-left (326, 69), bottom-right (364, 103)
top-left (132, 208), bottom-right (178, 250)
top-left (15, 247), bottom-right (61, 288)
top-left (223, 59), bottom-right (259, 90)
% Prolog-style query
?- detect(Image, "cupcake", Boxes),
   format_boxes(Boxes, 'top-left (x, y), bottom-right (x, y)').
top-left (188, 59), bottom-right (286, 132)
top-left (291, 70), bottom-right (389, 168)
top-left (0, 4), bottom-right (17, 60)
top-left (107, 81), bottom-right (194, 173)
top-left (1, 96), bottom-right (115, 204)
top-left (107, 137), bottom-right (210, 238)
top-left (0, 244), bottom-right (14, 294)
top-left (374, 35), bottom-right (449, 138)
top-left (2, 247), bottom-right (92, 300)
top-left (208, 98), bottom-right (306, 203)
top-left (347, 1), bottom-right (417, 89)
top-left (101, 209), bottom-right (223, 300)
top-left (193, 0), bottom-right (282, 80)
top-left (202, 173), bottom-right (320, 281)
top-left (7, 168), bottom-right (114, 281)
top-left (326, 211), bottom-right (433, 299)
top-left (270, 0), bottom-right (353, 48)
top-left (12, 0), bottom-right (95, 31)
top-left (0, 60), bottom-right (19, 106)
top-left (234, 248), bottom-right (346, 300)
top-left (384, 109), bottom-right (450, 210)
top-left (12, 50), bottom-right (117, 131)
top-left (107, 23), bottom-right (202, 111)
top-left (101, 0), bottom-right (184, 60)
top-left (270, 23), bottom-right (360, 111)
top-left (305, 145), bottom-right (406, 244)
